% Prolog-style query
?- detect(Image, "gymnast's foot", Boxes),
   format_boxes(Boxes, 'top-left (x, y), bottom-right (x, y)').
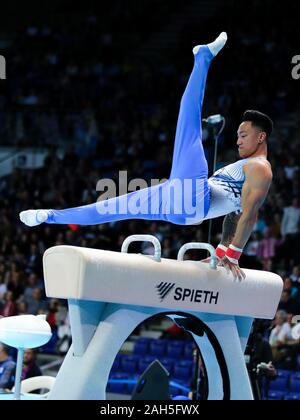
top-left (193, 32), bottom-right (228, 57)
top-left (19, 209), bottom-right (49, 227)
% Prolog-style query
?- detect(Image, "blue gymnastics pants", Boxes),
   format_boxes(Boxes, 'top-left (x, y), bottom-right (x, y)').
top-left (47, 46), bottom-right (213, 227)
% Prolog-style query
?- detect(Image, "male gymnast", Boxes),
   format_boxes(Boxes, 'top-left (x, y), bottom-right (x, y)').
top-left (20, 33), bottom-right (273, 280)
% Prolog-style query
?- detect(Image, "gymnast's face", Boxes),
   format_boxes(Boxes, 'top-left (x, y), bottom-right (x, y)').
top-left (237, 121), bottom-right (266, 158)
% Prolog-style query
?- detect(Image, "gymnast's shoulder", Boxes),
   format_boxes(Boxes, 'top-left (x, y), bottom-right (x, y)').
top-left (244, 159), bottom-right (273, 181)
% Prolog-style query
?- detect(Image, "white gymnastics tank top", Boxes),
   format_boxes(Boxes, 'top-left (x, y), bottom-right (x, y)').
top-left (203, 156), bottom-right (268, 220)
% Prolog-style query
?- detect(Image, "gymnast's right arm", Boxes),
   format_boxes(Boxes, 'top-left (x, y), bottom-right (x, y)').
top-left (214, 212), bottom-right (241, 258)
top-left (201, 212), bottom-right (241, 263)
top-left (220, 212), bottom-right (242, 246)
top-left (19, 202), bottom-right (104, 227)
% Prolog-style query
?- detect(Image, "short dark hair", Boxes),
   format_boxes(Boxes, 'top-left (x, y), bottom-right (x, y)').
top-left (242, 110), bottom-right (274, 138)
top-left (0, 343), bottom-right (10, 355)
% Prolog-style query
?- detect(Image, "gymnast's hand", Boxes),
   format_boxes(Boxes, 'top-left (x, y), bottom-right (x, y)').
top-left (218, 256), bottom-right (246, 281)
top-left (19, 210), bottom-right (49, 227)
top-left (201, 256), bottom-right (222, 264)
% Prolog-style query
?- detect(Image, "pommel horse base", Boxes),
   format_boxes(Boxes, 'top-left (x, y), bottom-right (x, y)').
top-left (43, 235), bottom-right (283, 400)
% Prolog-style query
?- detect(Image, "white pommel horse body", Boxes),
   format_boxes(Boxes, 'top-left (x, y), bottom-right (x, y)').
top-left (43, 235), bottom-right (283, 400)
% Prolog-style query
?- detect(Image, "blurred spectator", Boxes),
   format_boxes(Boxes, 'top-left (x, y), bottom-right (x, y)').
top-left (277, 289), bottom-right (297, 314)
top-left (257, 228), bottom-right (283, 271)
top-left (17, 301), bottom-right (28, 315)
top-left (0, 291), bottom-right (18, 317)
top-left (26, 244), bottom-right (42, 275)
top-left (282, 328), bottom-right (300, 370)
top-left (246, 321), bottom-right (276, 400)
top-left (242, 232), bottom-right (262, 269)
top-left (46, 299), bottom-right (59, 329)
top-left (56, 315), bottom-right (72, 355)
top-left (283, 277), bottom-right (299, 299)
top-left (23, 273), bottom-right (42, 305)
top-left (268, 213), bottom-right (282, 238)
top-left (281, 198), bottom-right (300, 237)
top-left (280, 198), bottom-right (300, 266)
top-left (253, 216), bottom-right (267, 235)
top-left (26, 288), bottom-right (49, 315)
top-left (7, 270), bottom-right (24, 300)
top-left (22, 349), bottom-right (42, 380)
top-left (284, 157), bottom-right (299, 180)
top-left (290, 266), bottom-right (300, 288)
top-left (269, 310), bottom-right (292, 363)
top-left (0, 273), bottom-right (7, 301)
top-left (0, 344), bottom-right (16, 390)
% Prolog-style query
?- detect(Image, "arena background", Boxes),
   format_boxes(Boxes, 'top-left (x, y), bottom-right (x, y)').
top-left (0, 0), bottom-right (299, 401)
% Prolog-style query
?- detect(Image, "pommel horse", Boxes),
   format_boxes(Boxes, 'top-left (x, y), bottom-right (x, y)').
top-left (43, 235), bottom-right (283, 400)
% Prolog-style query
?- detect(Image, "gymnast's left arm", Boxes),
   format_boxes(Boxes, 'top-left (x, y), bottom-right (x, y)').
top-left (220, 162), bottom-right (273, 279)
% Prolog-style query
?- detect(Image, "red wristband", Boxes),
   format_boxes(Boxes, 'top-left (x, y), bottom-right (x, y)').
top-left (226, 244), bottom-right (243, 264)
top-left (216, 244), bottom-right (227, 258)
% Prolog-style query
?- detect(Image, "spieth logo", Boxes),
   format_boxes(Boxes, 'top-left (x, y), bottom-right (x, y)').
top-left (156, 282), bottom-right (175, 302)
top-left (156, 282), bottom-right (219, 305)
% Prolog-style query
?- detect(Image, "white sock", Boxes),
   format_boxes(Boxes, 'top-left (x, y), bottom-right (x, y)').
top-left (193, 32), bottom-right (228, 56)
top-left (207, 32), bottom-right (228, 56)
top-left (19, 209), bottom-right (49, 227)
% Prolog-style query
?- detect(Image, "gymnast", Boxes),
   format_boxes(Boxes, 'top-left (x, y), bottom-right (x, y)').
top-left (20, 33), bottom-right (273, 280)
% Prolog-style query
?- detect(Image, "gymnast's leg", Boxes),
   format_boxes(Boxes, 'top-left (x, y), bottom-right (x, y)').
top-left (167, 33), bottom-right (227, 224)
top-left (19, 33), bottom-right (227, 228)
top-left (170, 32), bottom-right (227, 181)
top-left (20, 182), bottom-right (168, 226)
